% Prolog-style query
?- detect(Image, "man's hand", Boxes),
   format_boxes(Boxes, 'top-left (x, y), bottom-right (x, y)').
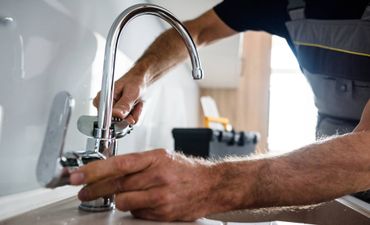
top-left (92, 9), bottom-right (236, 125)
top-left (69, 149), bottom-right (229, 221)
top-left (93, 72), bottom-right (145, 124)
top-left (70, 101), bottom-right (370, 222)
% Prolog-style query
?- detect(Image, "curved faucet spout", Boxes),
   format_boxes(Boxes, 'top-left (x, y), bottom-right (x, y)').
top-left (97, 4), bottom-right (204, 139)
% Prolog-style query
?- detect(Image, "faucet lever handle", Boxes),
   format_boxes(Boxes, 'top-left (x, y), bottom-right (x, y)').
top-left (77, 115), bottom-right (96, 137)
top-left (36, 91), bottom-right (74, 188)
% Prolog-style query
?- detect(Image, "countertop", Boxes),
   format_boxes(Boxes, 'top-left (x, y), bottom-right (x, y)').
top-left (0, 197), bottom-right (223, 225)
top-left (1, 196), bottom-right (369, 225)
top-left (209, 198), bottom-right (370, 225)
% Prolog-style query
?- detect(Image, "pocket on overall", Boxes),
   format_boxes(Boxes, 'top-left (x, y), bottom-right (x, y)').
top-left (305, 74), bottom-right (370, 120)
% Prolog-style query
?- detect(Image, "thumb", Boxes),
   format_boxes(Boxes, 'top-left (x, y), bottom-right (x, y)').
top-left (113, 95), bottom-right (134, 119)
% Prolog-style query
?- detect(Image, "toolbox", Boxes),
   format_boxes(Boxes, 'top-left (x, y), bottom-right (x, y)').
top-left (172, 128), bottom-right (259, 159)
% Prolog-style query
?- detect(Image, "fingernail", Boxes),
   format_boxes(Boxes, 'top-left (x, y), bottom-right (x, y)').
top-left (70, 172), bottom-right (85, 185)
top-left (122, 110), bottom-right (128, 117)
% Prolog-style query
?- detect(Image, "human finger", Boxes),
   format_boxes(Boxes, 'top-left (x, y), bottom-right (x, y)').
top-left (112, 95), bottom-right (135, 120)
top-left (117, 101), bottom-right (143, 124)
top-left (93, 79), bottom-right (124, 107)
top-left (78, 170), bottom-right (160, 201)
top-left (130, 101), bottom-right (144, 124)
top-left (115, 189), bottom-right (161, 212)
top-left (70, 150), bottom-right (160, 185)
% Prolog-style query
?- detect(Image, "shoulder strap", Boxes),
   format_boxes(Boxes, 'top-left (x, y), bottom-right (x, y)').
top-left (362, 3), bottom-right (370, 21)
top-left (287, 0), bottom-right (306, 20)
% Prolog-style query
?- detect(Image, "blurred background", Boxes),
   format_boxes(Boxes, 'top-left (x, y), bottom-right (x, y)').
top-left (0, 0), bottom-right (315, 197)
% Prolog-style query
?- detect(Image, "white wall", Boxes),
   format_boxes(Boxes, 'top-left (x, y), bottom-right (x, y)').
top-left (150, 0), bottom-right (243, 89)
top-left (0, 0), bottom-right (199, 196)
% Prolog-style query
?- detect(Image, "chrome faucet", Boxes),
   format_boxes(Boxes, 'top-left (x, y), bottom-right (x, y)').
top-left (36, 3), bottom-right (203, 212)
top-left (97, 3), bottom-right (203, 142)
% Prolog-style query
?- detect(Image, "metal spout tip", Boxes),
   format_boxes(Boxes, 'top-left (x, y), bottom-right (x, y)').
top-left (192, 68), bottom-right (204, 80)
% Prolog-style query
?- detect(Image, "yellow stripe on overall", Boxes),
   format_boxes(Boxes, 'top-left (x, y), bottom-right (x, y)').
top-left (294, 41), bottom-right (370, 58)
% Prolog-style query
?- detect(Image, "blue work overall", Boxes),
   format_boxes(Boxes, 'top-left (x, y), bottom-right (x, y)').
top-left (286, 0), bottom-right (370, 138)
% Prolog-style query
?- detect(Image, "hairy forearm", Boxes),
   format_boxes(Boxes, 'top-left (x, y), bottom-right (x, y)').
top-left (214, 131), bottom-right (370, 211)
top-left (133, 22), bottom-right (202, 85)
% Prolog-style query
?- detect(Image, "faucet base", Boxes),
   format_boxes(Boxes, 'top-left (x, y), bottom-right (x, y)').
top-left (79, 197), bottom-right (114, 212)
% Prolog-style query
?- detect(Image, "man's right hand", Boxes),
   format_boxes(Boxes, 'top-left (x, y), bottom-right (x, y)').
top-left (93, 72), bottom-right (145, 124)
top-left (92, 9), bottom-right (236, 125)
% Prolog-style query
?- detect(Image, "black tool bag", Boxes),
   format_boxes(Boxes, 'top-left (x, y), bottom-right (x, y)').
top-left (172, 128), bottom-right (259, 159)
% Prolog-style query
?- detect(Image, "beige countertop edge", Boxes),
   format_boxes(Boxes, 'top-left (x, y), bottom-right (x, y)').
top-left (1, 187), bottom-right (369, 224)
top-left (1, 197), bottom-right (225, 225)
top-left (0, 186), bottom-right (81, 221)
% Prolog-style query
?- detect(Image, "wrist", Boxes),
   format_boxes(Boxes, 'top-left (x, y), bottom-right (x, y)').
top-left (206, 159), bottom-right (268, 213)
top-left (130, 54), bottom-right (159, 85)
top-left (124, 64), bottom-right (149, 85)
